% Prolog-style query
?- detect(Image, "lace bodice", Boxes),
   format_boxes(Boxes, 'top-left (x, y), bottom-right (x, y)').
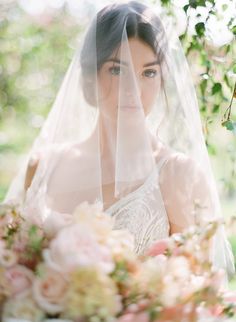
top-left (24, 152), bottom-right (170, 256)
top-left (106, 156), bottom-right (170, 254)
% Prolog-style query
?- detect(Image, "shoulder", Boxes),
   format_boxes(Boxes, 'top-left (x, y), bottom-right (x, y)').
top-left (159, 151), bottom-right (204, 187)
top-left (159, 150), bottom-right (210, 202)
top-left (24, 144), bottom-right (70, 191)
top-left (158, 150), bottom-right (212, 232)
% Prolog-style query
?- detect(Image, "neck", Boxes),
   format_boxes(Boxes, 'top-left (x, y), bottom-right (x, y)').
top-left (99, 115), bottom-right (117, 160)
top-left (96, 114), bottom-right (163, 165)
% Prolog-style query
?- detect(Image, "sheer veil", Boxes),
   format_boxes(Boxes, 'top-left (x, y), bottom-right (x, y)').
top-left (4, 1), bottom-right (235, 278)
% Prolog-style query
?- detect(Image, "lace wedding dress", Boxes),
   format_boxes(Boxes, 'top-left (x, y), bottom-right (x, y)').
top-left (106, 155), bottom-right (170, 254)
top-left (23, 148), bottom-right (171, 256)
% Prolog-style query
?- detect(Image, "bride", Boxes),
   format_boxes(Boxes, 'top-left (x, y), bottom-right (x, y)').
top-left (5, 1), bottom-right (234, 276)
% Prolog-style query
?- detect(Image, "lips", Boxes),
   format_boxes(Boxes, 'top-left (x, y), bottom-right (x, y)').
top-left (119, 105), bottom-right (138, 109)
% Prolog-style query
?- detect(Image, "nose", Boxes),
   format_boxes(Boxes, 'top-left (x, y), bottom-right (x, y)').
top-left (124, 77), bottom-right (141, 101)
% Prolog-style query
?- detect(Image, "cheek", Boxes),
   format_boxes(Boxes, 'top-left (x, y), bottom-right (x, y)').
top-left (98, 75), bottom-right (119, 115)
top-left (98, 75), bottom-right (110, 100)
top-left (142, 79), bottom-right (160, 111)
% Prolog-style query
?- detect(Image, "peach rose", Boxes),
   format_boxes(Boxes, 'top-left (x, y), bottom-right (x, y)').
top-left (33, 265), bottom-right (68, 315)
top-left (117, 312), bottom-right (149, 322)
top-left (155, 304), bottom-right (197, 322)
top-left (4, 264), bottom-right (34, 298)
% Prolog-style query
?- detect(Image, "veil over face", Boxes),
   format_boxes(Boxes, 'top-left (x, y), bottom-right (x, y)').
top-left (4, 1), bottom-right (235, 277)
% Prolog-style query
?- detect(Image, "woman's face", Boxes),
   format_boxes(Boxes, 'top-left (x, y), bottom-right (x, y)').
top-left (97, 38), bottom-right (161, 120)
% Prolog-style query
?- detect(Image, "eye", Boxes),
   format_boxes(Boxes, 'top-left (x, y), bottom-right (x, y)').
top-left (109, 66), bottom-right (122, 76)
top-left (142, 69), bottom-right (157, 78)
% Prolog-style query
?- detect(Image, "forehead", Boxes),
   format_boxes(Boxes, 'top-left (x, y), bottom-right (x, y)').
top-left (112, 38), bottom-right (156, 64)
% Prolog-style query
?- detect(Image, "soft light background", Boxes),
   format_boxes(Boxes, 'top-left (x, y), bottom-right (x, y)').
top-left (0, 0), bottom-right (235, 285)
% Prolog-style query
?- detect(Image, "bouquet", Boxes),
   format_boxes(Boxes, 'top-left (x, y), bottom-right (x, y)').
top-left (0, 201), bottom-right (235, 322)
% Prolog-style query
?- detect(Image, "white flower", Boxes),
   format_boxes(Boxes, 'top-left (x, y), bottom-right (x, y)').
top-left (160, 275), bottom-right (181, 307)
top-left (166, 256), bottom-right (190, 281)
top-left (135, 256), bottom-right (167, 296)
top-left (2, 294), bottom-right (45, 321)
top-left (106, 229), bottom-right (135, 257)
top-left (72, 202), bottom-right (114, 243)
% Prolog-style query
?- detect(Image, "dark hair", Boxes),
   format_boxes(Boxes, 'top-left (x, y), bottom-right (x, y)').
top-left (80, 1), bottom-right (166, 105)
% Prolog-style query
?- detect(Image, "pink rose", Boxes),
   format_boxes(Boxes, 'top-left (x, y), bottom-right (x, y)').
top-left (146, 239), bottom-right (169, 256)
top-left (117, 312), bottom-right (149, 322)
top-left (4, 265), bottom-right (34, 298)
top-left (33, 265), bottom-right (68, 315)
top-left (208, 304), bottom-right (224, 317)
top-left (46, 223), bottom-right (114, 274)
top-left (223, 290), bottom-right (236, 304)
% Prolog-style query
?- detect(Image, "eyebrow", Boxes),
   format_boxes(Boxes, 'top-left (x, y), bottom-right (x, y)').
top-left (105, 58), bottom-right (159, 67)
top-left (143, 60), bottom-right (160, 67)
top-left (105, 58), bottom-right (128, 66)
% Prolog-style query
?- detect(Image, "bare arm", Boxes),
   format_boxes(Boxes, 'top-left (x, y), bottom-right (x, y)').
top-left (24, 157), bottom-right (39, 191)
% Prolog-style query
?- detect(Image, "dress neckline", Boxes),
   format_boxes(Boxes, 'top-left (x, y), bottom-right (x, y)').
top-left (105, 154), bottom-right (169, 214)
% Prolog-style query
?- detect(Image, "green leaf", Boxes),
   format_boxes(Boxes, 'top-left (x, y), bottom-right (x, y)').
top-left (195, 22), bottom-right (206, 37)
top-left (211, 82), bottom-right (222, 95)
top-left (189, 0), bottom-right (197, 9)
top-left (206, 142), bottom-right (217, 155)
top-left (160, 0), bottom-right (171, 5)
top-left (202, 59), bottom-right (211, 69)
top-left (232, 64), bottom-right (236, 74)
top-left (200, 79), bottom-right (207, 96)
top-left (225, 44), bottom-right (231, 54)
top-left (231, 24), bottom-right (236, 35)
top-left (212, 104), bottom-right (219, 113)
top-left (224, 74), bottom-right (231, 88)
top-left (222, 120), bottom-right (236, 134)
top-left (183, 4), bottom-right (189, 13)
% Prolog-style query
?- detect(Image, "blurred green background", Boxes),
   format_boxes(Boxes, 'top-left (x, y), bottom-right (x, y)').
top-left (0, 0), bottom-right (235, 284)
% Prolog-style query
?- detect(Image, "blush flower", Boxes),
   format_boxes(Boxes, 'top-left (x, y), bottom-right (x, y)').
top-left (33, 265), bottom-right (68, 315)
top-left (146, 238), bottom-right (170, 256)
top-left (45, 223), bottom-right (114, 274)
top-left (4, 264), bottom-right (34, 298)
